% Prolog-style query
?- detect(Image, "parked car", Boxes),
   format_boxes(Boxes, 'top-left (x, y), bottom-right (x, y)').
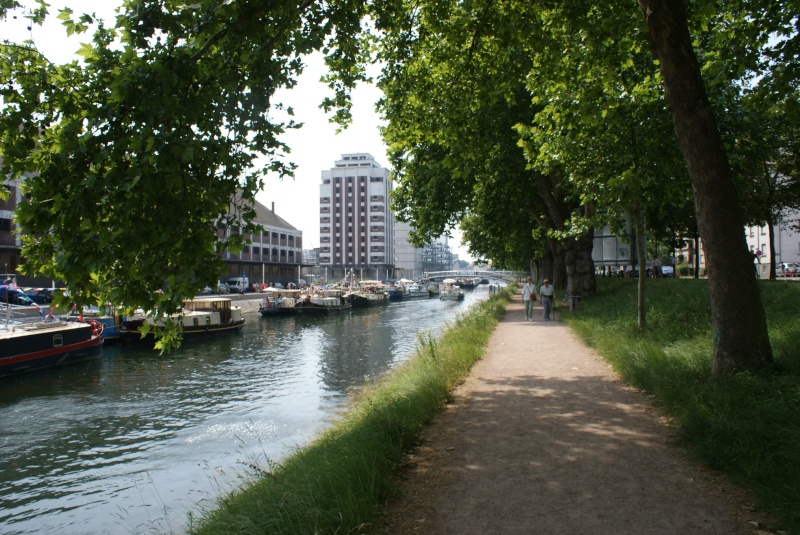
top-left (22, 288), bottom-right (53, 304)
top-left (227, 276), bottom-right (249, 294)
top-left (625, 266), bottom-right (653, 278)
top-left (0, 286), bottom-right (36, 305)
top-left (272, 282), bottom-right (284, 289)
top-left (660, 265), bottom-right (675, 277)
top-left (776, 262), bottom-right (797, 277)
top-left (197, 286), bottom-right (214, 296)
top-left (217, 281), bottom-right (230, 294)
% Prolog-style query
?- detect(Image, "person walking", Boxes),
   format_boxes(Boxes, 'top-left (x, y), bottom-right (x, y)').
top-left (522, 277), bottom-right (537, 322)
top-left (539, 279), bottom-right (555, 321)
top-left (652, 255), bottom-right (662, 278)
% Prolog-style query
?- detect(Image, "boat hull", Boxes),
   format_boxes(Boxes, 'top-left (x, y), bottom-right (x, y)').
top-left (120, 319), bottom-right (246, 345)
top-left (0, 322), bottom-right (104, 378)
top-left (294, 302), bottom-right (352, 315)
top-left (349, 293), bottom-right (389, 307)
top-left (259, 304), bottom-right (296, 317)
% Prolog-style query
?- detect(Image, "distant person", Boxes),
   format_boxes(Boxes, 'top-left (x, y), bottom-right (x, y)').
top-left (522, 277), bottom-right (536, 322)
top-left (652, 255), bottom-right (662, 278)
top-left (539, 279), bottom-right (555, 321)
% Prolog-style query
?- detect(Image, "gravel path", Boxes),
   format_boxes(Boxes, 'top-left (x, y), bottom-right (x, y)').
top-left (378, 291), bottom-right (768, 534)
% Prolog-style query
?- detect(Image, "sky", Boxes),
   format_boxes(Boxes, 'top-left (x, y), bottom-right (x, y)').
top-left (1, 1), bottom-right (473, 261)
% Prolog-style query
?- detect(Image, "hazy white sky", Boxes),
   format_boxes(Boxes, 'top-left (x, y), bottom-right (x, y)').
top-left (2, 1), bottom-right (472, 260)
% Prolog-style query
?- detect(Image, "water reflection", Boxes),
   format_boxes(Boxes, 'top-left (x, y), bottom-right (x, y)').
top-left (0, 287), bottom-right (492, 534)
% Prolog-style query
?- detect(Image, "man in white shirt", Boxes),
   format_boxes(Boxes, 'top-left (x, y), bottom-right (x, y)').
top-left (522, 277), bottom-right (536, 322)
top-left (539, 279), bottom-right (555, 321)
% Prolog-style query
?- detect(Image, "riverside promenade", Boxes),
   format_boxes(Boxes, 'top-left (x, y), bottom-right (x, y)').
top-left (379, 290), bottom-right (765, 534)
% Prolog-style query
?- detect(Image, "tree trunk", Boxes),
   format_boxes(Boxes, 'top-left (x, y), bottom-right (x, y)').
top-left (563, 228), bottom-right (596, 298)
top-left (632, 204), bottom-right (647, 329)
top-left (767, 219), bottom-right (776, 280)
top-left (638, 0), bottom-right (772, 373)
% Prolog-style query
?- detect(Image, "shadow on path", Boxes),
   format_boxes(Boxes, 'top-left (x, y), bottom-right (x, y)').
top-left (382, 291), bottom-right (761, 535)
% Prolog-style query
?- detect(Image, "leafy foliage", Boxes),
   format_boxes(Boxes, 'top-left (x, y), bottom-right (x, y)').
top-left (1, 0), bottom-right (366, 347)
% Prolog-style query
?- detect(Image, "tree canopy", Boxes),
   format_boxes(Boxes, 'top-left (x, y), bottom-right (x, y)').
top-left (1, 0), bottom-right (366, 347)
top-left (1, 0), bottom-right (798, 366)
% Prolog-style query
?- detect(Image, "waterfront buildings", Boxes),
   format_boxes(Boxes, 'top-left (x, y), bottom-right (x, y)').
top-left (394, 222), bottom-right (457, 278)
top-left (318, 153), bottom-right (395, 281)
top-left (0, 176), bottom-right (21, 278)
top-left (221, 198), bottom-right (303, 287)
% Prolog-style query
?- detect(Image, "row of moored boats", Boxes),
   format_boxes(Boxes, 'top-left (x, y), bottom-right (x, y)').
top-left (258, 277), bottom-right (469, 317)
top-left (1, 276), bottom-right (476, 379)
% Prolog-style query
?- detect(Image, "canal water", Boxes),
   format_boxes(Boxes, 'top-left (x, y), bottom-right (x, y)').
top-left (0, 287), bottom-right (494, 534)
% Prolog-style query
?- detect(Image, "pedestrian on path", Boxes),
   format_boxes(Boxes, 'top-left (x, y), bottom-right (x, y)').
top-left (521, 277), bottom-right (536, 322)
top-left (539, 278), bottom-right (554, 320)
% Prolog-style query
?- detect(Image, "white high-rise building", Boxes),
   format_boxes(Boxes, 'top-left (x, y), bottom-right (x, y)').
top-left (319, 153), bottom-right (394, 280)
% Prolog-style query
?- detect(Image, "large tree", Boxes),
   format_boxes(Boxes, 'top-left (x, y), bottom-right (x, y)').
top-left (637, 0), bottom-right (775, 372)
top-left (0, 0), bottom-right (366, 348)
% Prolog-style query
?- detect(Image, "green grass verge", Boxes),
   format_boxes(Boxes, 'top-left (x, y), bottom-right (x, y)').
top-left (561, 277), bottom-right (800, 533)
top-left (188, 286), bottom-right (514, 535)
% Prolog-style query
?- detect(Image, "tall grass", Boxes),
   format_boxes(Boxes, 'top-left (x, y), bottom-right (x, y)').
top-left (188, 286), bottom-right (514, 535)
top-left (563, 278), bottom-right (800, 533)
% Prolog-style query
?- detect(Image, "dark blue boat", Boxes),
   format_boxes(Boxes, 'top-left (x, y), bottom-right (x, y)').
top-left (0, 317), bottom-right (104, 378)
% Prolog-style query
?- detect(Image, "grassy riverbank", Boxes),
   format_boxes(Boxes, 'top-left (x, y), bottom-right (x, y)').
top-left (188, 286), bottom-right (514, 535)
top-left (562, 278), bottom-right (800, 533)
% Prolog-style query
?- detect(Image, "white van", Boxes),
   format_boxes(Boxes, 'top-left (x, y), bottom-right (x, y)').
top-left (227, 276), bottom-right (249, 294)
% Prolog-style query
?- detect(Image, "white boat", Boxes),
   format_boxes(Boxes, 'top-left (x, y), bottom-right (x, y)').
top-left (439, 279), bottom-right (465, 301)
top-left (294, 287), bottom-right (352, 315)
top-left (421, 278), bottom-right (440, 296)
top-left (404, 281), bottom-right (431, 299)
top-left (259, 288), bottom-right (302, 317)
top-left (120, 297), bottom-right (246, 344)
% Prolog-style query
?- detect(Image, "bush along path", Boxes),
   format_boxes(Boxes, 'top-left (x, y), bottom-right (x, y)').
top-left (188, 286), bottom-right (514, 535)
top-left (377, 286), bottom-right (773, 535)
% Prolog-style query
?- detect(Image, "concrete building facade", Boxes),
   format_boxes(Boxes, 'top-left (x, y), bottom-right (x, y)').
top-left (0, 177), bottom-right (23, 278)
top-left (745, 218), bottom-right (800, 278)
top-left (319, 153), bottom-right (394, 281)
top-left (222, 199), bottom-right (304, 288)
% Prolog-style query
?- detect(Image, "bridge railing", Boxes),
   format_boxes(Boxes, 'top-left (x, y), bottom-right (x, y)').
top-left (423, 270), bottom-right (522, 282)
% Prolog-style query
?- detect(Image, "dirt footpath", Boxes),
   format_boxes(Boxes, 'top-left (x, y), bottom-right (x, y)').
top-left (378, 291), bottom-right (769, 534)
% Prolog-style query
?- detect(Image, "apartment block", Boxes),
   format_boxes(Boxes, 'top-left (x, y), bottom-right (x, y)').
top-left (319, 153), bottom-right (394, 280)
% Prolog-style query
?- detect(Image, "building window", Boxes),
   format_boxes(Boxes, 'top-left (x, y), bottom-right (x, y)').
top-left (370, 225), bottom-right (385, 232)
top-left (320, 197), bottom-right (331, 203)
top-left (320, 217), bottom-right (330, 223)
top-left (370, 176), bottom-right (384, 182)
top-left (761, 226), bottom-right (766, 235)
top-left (320, 206), bottom-right (331, 213)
